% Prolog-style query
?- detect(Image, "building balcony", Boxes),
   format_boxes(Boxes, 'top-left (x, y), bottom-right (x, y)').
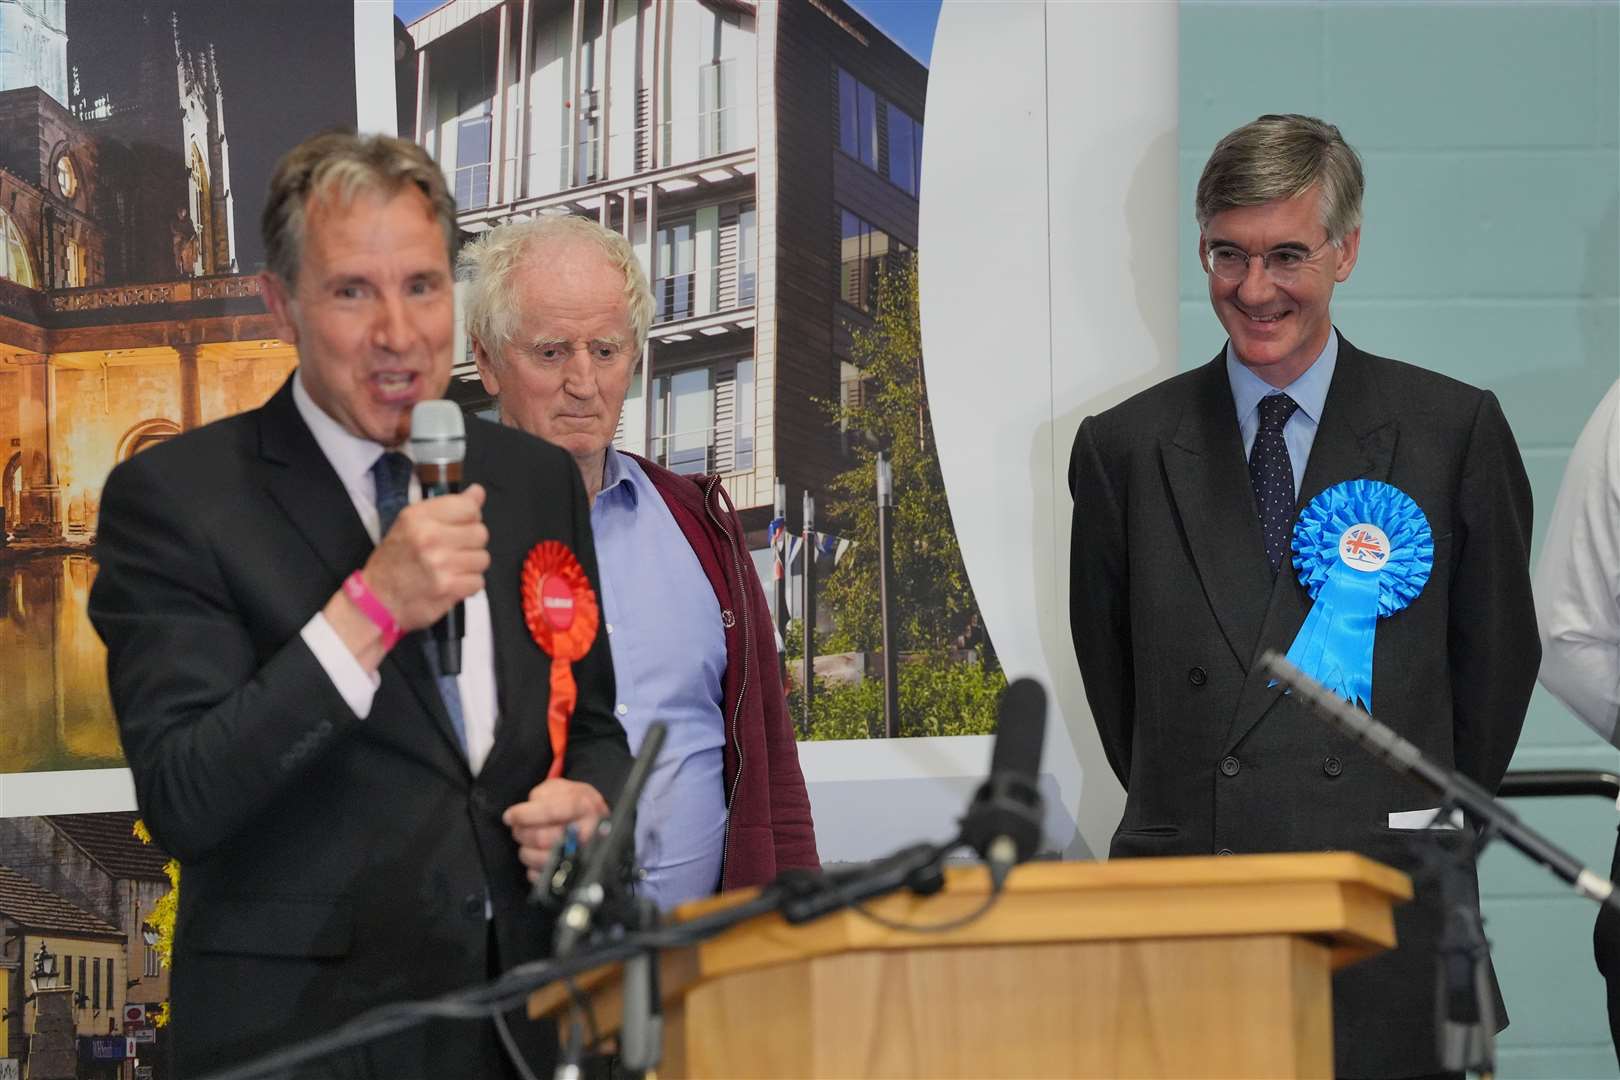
top-left (652, 258), bottom-right (756, 326)
top-left (453, 146), bottom-right (756, 232)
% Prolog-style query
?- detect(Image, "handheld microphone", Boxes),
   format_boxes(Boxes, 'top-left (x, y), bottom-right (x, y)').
top-left (960, 677), bottom-right (1047, 889)
top-left (554, 720), bottom-right (668, 957)
top-left (409, 400), bottom-right (466, 676)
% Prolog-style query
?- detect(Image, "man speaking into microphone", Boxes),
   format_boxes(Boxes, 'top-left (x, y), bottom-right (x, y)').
top-left (88, 132), bottom-right (629, 1078)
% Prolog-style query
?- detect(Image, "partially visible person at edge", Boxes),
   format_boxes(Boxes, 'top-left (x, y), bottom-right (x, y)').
top-left (463, 213), bottom-right (819, 908)
top-left (1534, 380), bottom-right (1620, 1065)
top-left (88, 132), bottom-right (630, 1077)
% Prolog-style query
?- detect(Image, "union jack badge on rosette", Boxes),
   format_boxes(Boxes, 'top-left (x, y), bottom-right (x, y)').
top-left (1278, 479), bottom-right (1434, 710)
top-left (521, 540), bottom-right (601, 779)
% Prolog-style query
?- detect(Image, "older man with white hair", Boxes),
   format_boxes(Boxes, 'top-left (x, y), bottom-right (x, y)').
top-left (465, 214), bottom-right (819, 908)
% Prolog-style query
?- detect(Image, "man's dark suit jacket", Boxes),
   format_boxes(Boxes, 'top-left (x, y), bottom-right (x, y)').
top-left (89, 376), bottom-right (632, 1077)
top-left (1068, 334), bottom-right (1539, 1078)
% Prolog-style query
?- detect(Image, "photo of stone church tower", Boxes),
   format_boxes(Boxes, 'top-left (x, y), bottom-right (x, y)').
top-left (0, 0), bottom-right (356, 776)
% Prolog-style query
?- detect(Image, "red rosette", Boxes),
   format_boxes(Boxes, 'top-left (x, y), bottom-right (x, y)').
top-left (521, 540), bottom-right (600, 779)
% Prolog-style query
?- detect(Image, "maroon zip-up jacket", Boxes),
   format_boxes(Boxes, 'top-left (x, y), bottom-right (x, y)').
top-left (627, 453), bottom-right (820, 889)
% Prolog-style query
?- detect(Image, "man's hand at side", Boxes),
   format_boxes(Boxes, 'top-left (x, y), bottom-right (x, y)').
top-left (504, 779), bottom-right (610, 881)
top-left (324, 484), bottom-right (490, 671)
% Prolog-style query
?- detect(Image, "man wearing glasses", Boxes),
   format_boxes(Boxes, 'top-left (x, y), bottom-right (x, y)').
top-left (1068, 114), bottom-right (1538, 1079)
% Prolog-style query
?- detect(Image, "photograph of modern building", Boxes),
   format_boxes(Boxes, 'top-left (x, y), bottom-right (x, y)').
top-left (405, 0), bottom-right (927, 584)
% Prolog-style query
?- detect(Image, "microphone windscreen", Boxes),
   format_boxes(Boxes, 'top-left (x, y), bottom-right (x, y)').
top-left (410, 400), bottom-right (466, 465)
top-left (990, 677), bottom-right (1046, 780)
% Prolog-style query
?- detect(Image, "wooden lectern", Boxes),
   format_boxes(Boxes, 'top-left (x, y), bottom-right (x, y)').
top-left (531, 852), bottom-right (1411, 1078)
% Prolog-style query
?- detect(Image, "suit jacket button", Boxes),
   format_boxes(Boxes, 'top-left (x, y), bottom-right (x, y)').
top-left (1322, 755), bottom-right (1344, 777)
top-left (1219, 755), bottom-right (1240, 777)
top-left (1216, 847), bottom-right (1234, 856)
top-left (462, 893), bottom-right (485, 920)
top-left (1188, 666), bottom-right (1208, 687)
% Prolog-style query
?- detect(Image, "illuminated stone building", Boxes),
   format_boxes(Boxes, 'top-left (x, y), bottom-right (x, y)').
top-left (0, 6), bottom-right (286, 546)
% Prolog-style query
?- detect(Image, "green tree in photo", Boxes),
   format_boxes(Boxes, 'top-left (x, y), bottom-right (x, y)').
top-left (793, 257), bottom-right (1004, 738)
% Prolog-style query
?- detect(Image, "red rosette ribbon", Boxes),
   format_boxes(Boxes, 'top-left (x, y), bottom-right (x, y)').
top-left (521, 540), bottom-right (600, 779)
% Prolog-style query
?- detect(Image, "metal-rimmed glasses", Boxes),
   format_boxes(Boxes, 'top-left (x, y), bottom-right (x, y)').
top-left (1201, 238), bottom-right (1334, 285)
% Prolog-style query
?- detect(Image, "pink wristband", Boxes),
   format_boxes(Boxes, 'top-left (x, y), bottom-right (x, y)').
top-left (342, 571), bottom-right (402, 651)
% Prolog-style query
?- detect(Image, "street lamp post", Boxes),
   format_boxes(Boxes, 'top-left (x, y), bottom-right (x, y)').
top-left (876, 451), bottom-right (899, 738)
top-left (27, 942), bottom-right (75, 1080)
top-left (29, 942), bottom-right (58, 991)
top-left (774, 480), bottom-right (789, 687)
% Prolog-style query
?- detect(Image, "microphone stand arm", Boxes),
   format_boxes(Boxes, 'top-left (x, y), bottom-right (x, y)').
top-left (1263, 651), bottom-right (1620, 914)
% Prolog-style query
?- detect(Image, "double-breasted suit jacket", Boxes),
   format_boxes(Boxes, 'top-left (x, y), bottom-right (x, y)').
top-left (89, 376), bottom-right (631, 1077)
top-left (1069, 335), bottom-right (1539, 1077)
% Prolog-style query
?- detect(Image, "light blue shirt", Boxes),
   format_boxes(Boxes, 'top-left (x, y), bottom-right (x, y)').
top-left (590, 448), bottom-right (729, 910)
top-left (1227, 328), bottom-right (1339, 498)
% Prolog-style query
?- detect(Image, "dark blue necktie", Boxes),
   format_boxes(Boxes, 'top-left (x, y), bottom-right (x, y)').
top-left (1249, 394), bottom-right (1299, 576)
top-left (370, 452), bottom-right (467, 753)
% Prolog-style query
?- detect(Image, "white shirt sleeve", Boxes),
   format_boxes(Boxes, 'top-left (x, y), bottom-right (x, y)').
top-left (1535, 381), bottom-right (1620, 744)
top-left (299, 611), bottom-right (381, 719)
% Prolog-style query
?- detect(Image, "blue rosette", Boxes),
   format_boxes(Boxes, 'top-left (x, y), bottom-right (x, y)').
top-left (1280, 479), bottom-right (1433, 709)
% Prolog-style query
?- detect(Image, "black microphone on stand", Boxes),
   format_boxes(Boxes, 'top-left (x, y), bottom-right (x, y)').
top-left (409, 400), bottom-right (466, 676)
top-left (960, 677), bottom-right (1047, 889)
top-left (554, 721), bottom-right (668, 958)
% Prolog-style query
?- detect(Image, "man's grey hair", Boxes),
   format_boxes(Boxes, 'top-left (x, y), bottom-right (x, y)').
top-left (1195, 114), bottom-right (1365, 245)
top-left (261, 131), bottom-right (455, 285)
top-left (459, 213), bottom-right (654, 357)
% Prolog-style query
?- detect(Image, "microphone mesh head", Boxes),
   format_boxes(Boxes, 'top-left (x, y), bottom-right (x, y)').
top-left (990, 677), bottom-right (1047, 778)
top-left (410, 400), bottom-right (465, 464)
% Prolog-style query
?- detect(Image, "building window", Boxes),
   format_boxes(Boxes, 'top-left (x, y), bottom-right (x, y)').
top-left (839, 208), bottom-right (908, 314)
top-left (654, 219), bottom-right (696, 324)
top-left (652, 365), bottom-right (714, 475)
top-left (649, 358), bottom-right (753, 476)
top-left (698, 60), bottom-right (727, 157)
top-left (92, 957), bottom-right (101, 1011)
top-left (105, 957), bottom-right (114, 1010)
top-left (838, 67), bottom-right (921, 196)
top-left (455, 104), bottom-right (493, 210)
top-left (78, 955), bottom-right (86, 995)
top-left (63, 953), bottom-right (72, 987)
top-left (733, 358), bottom-right (754, 472)
top-left (837, 68), bottom-right (877, 168)
top-left (55, 152), bottom-right (78, 199)
top-left (0, 207), bottom-right (37, 288)
top-left (63, 235), bottom-right (86, 287)
top-left (886, 103), bottom-right (923, 196)
top-left (737, 205), bottom-right (757, 306)
top-left (144, 936), bottom-right (161, 977)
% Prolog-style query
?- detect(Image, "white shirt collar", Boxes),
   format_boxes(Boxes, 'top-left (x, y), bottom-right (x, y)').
top-left (291, 371), bottom-right (409, 543)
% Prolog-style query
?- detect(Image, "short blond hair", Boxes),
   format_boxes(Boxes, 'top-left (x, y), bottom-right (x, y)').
top-left (1196, 114), bottom-right (1365, 244)
top-left (458, 213), bottom-right (654, 356)
top-left (262, 131), bottom-right (455, 284)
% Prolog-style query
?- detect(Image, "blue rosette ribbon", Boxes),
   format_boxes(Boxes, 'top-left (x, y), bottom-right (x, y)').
top-left (1279, 479), bottom-right (1433, 710)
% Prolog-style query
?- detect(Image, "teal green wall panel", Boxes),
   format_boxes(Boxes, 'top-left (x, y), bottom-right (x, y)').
top-left (1323, 5), bottom-right (1611, 149)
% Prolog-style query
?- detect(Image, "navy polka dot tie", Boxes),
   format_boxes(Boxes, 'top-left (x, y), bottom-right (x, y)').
top-left (1249, 394), bottom-right (1299, 576)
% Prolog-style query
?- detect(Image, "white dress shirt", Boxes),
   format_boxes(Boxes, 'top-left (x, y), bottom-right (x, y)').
top-left (1535, 379), bottom-right (1620, 744)
top-left (292, 374), bottom-right (499, 773)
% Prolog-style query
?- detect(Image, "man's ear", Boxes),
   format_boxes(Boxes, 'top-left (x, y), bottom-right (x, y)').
top-left (472, 338), bottom-right (502, 398)
top-left (259, 271), bottom-right (297, 346)
top-left (1332, 227), bottom-right (1361, 283)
